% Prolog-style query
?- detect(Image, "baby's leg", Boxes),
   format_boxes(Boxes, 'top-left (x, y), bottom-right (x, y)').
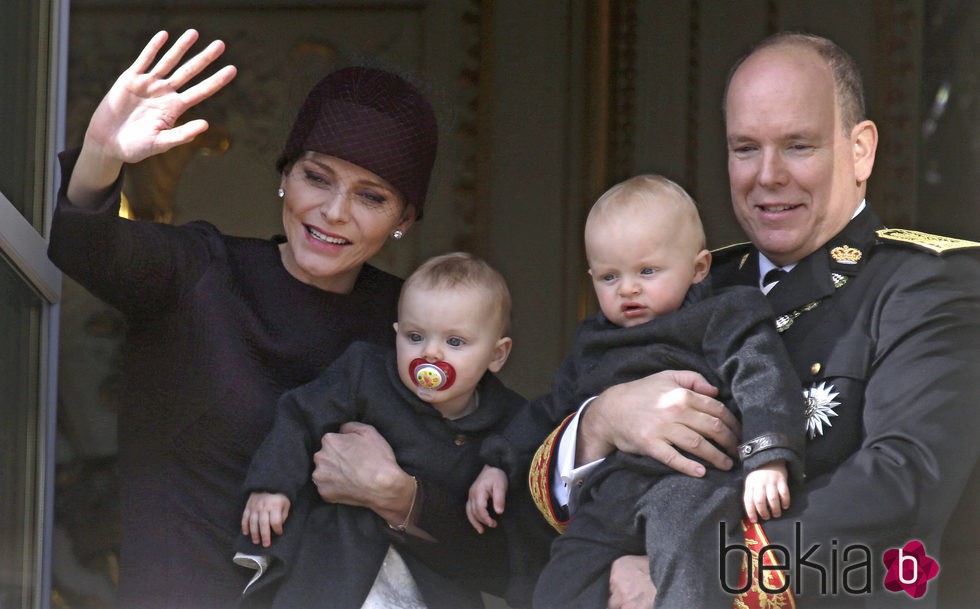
top-left (637, 467), bottom-right (744, 609)
top-left (532, 467), bottom-right (647, 609)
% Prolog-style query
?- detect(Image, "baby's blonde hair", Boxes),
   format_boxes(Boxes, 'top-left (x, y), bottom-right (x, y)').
top-left (586, 174), bottom-right (706, 253)
top-left (401, 252), bottom-right (512, 335)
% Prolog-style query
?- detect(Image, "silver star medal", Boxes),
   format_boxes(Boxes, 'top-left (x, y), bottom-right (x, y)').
top-left (804, 382), bottom-right (841, 439)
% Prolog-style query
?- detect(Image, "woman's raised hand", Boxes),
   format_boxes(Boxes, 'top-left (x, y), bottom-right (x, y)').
top-left (68, 29), bottom-right (237, 207)
top-left (85, 29), bottom-right (237, 163)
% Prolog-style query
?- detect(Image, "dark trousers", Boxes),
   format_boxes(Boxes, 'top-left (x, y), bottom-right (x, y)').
top-left (533, 453), bottom-right (743, 609)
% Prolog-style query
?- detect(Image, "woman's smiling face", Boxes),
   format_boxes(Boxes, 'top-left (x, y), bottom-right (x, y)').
top-left (278, 151), bottom-right (414, 293)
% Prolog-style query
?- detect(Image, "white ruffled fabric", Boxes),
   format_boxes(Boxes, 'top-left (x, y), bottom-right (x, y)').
top-left (234, 545), bottom-right (427, 609)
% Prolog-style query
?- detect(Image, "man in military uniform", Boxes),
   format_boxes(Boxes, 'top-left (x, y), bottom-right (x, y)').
top-left (530, 32), bottom-right (980, 608)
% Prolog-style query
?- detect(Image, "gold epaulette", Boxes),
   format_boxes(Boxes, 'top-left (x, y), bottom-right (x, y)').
top-left (876, 228), bottom-right (980, 255)
top-left (528, 414), bottom-right (575, 534)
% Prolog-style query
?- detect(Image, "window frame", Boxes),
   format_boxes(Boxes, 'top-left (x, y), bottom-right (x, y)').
top-left (0, 1), bottom-right (67, 608)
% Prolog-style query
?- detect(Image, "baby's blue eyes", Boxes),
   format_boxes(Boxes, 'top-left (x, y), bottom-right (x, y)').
top-left (405, 333), bottom-right (464, 347)
top-left (600, 269), bottom-right (654, 281)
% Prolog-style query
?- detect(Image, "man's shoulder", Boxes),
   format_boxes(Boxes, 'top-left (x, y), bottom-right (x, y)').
top-left (869, 228), bottom-right (980, 285)
top-left (708, 242), bottom-right (754, 286)
top-left (711, 240), bottom-right (753, 262)
top-left (874, 228), bottom-right (980, 256)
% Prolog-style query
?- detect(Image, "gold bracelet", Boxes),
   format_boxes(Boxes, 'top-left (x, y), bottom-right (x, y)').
top-left (388, 475), bottom-right (418, 532)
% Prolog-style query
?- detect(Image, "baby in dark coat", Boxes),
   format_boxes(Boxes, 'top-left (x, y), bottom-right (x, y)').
top-left (236, 252), bottom-right (529, 609)
top-left (469, 175), bottom-right (804, 609)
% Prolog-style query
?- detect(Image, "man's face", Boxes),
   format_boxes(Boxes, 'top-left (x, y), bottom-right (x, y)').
top-left (725, 45), bottom-right (863, 266)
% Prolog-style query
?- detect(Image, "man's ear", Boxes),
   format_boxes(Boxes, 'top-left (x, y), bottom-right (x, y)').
top-left (487, 337), bottom-right (513, 373)
top-left (852, 119), bottom-right (878, 185)
top-left (692, 249), bottom-right (712, 284)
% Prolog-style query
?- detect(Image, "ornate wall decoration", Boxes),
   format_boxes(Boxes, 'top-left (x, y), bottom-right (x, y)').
top-left (451, 0), bottom-right (488, 256)
top-left (870, 0), bottom-right (921, 227)
top-left (608, 0), bottom-right (638, 184)
top-left (684, 0), bottom-right (701, 191)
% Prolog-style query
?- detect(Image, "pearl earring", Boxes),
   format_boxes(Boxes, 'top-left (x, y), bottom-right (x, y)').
top-left (392, 230), bottom-right (404, 240)
top-left (277, 188), bottom-right (285, 198)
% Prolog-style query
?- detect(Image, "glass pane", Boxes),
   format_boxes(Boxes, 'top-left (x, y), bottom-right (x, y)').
top-left (0, 255), bottom-right (42, 609)
top-left (0, 1), bottom-right (43, 227)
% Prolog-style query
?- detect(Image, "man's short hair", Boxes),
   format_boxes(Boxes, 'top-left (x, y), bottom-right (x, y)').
top-left (723, 32), bottom-right (867, 134)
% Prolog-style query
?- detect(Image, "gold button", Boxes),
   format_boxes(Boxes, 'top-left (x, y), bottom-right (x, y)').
top-left (454, 434), bottom-right (466, 446)
top-left (810, 362), bottom-right (822, 376)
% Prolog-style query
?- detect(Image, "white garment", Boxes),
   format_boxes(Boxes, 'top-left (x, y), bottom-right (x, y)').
top-left (360, 546), bottom-right (428, 609)
top-left (234, 545), bottom-right (427, 609)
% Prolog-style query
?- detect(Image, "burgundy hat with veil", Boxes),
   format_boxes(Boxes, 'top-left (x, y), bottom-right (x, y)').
top-left (276, 67), bottom-right (438, 219)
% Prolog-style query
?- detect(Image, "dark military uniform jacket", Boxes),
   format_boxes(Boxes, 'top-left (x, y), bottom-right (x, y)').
top-left (709, 207), bottom-right (980, 608)
top-left (531, 207), bottom-right (980, 608)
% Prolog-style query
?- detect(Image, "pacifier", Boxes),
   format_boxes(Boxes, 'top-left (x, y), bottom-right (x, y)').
top-left (410, 358), bottom-right (456, 397)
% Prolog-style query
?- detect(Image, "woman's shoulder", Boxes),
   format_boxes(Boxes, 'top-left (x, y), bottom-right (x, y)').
top-left (355, 263), bottom-right (405, 293)
top-left (341, 339), bottom-right (393, 362)
top-left (349, 264), bottom-right (404, 322)
top-left (218, 229), bottom-right (280, 254)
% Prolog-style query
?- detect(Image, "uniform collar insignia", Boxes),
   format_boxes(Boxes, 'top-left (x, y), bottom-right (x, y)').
top-left (830, 245), bottom-right (862, 264)
top-left (823, 206), bottom-right (878, 268)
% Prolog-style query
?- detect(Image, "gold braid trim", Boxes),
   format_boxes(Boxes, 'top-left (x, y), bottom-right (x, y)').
top-left (528, 413), bottom-right (576, 534)
top-left (877, 228), bottom-right (980, 254)
top-left (732, 518), bottom-right (797, 609)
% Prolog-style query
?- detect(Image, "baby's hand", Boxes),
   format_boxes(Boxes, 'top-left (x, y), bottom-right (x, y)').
top-left (466, 465), bottom-right (508, 533)
top-left (743, 461), bottom-right (789, 523)
top-left (241, 492), bottom-right (291, 547)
